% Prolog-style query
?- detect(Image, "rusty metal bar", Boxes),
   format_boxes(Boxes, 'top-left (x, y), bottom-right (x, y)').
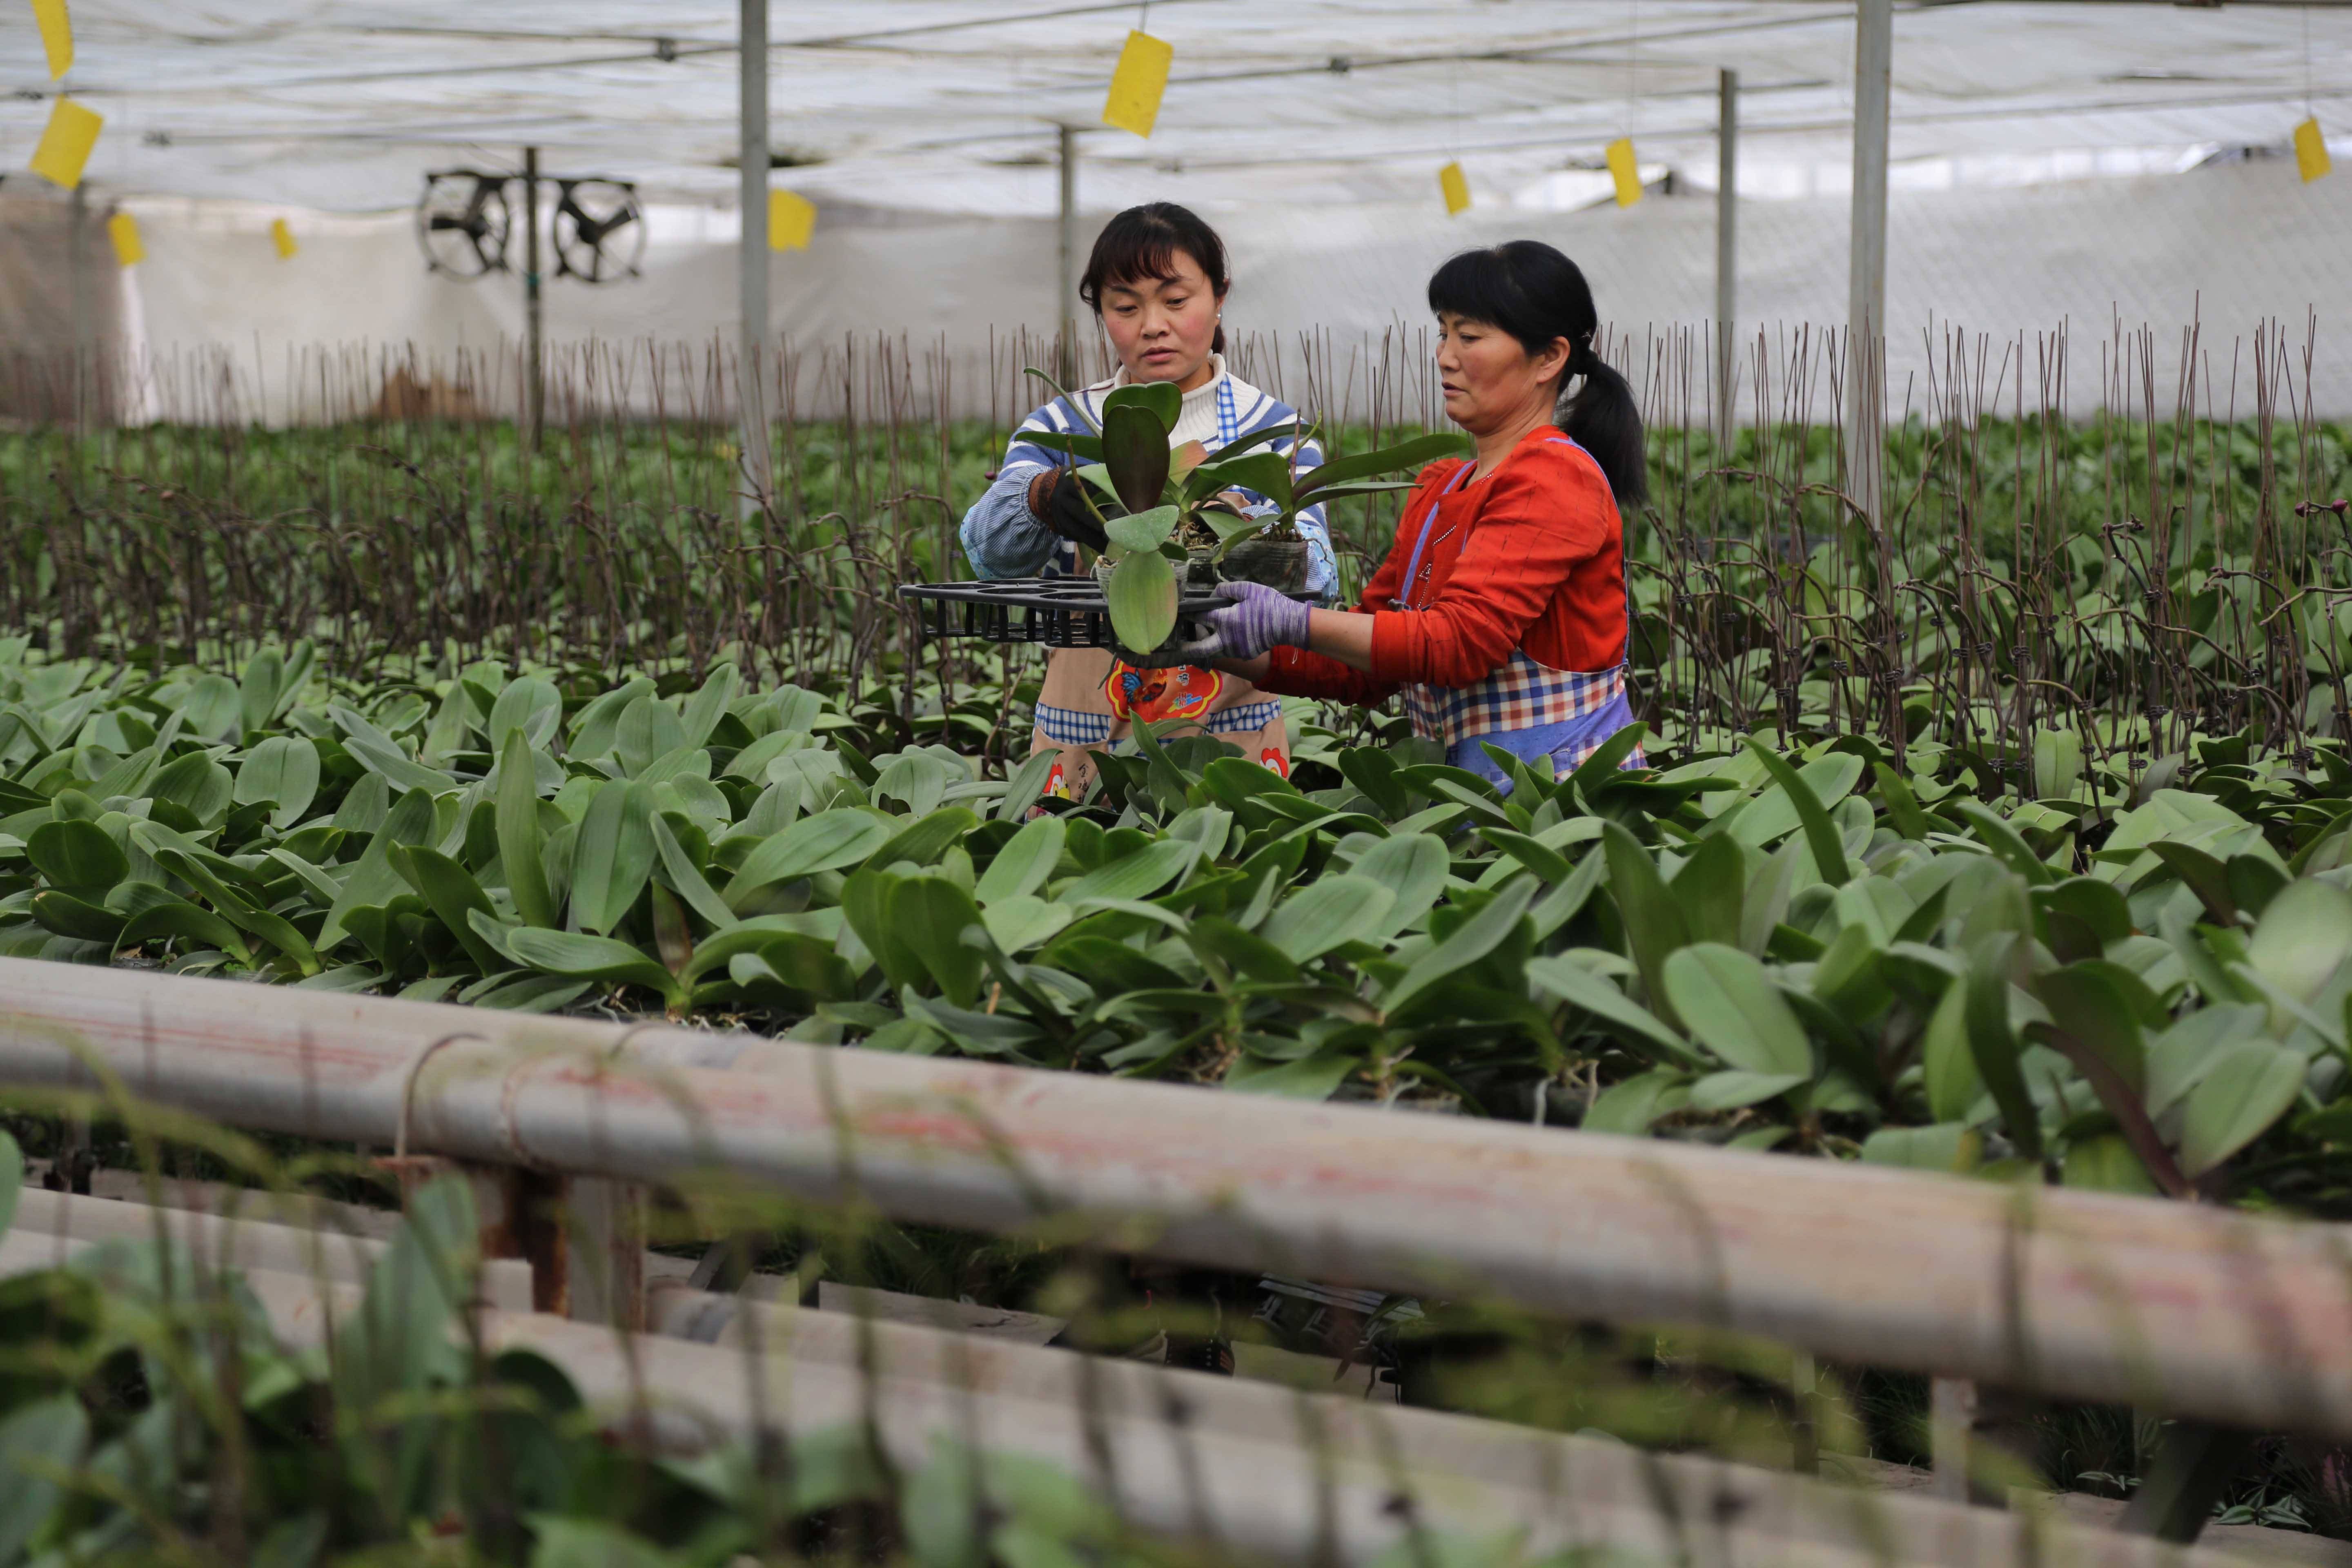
top-left (2, 1212), bottom-right (2265, 1568)
top-left (4, 958), bottom-right (2352, 1441)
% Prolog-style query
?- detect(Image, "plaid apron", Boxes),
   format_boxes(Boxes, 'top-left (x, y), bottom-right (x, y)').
top-left (1393, 436), bottom-right (1643, 775)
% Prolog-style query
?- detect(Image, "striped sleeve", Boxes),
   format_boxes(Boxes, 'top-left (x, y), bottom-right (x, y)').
top-left (959, 395), bottom-right (1089, 580)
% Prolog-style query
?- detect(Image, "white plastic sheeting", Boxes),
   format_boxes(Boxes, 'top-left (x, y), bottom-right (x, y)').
top-left (109, 152), bottom-right (2352, 422)
top-left (4, 2), bottom-right (2347, 214)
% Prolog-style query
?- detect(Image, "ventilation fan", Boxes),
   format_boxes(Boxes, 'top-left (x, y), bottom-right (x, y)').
top-left (551, 178), bottom-right (645, 283)
top-left (415, 171), bottom-right (511, 279)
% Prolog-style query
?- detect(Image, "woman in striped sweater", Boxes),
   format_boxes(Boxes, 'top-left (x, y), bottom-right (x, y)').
top-left (1179, 240), bottom-right (1648, 785)
top-left (959, 203), bottom-right (1330, 799)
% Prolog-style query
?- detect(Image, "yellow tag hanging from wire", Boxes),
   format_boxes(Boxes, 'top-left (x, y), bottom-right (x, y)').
top-left (1606, 138), bottom-right (1643, 207)
top-left (768, 188), bottom-right (816, 251)
top-left (28, 96), bottom-right (100, 189)
top-left (1102, 31), bottom-right (1173, 138)
top-left (1438, 162), bottom-right (1471, 216)
top-left (32, 0), bottom-right (72, 79)
top-left (271, 218), bottom-right (298, 259)
top-left (107, 211), bottom-right (142, 266)
top-left (2296, 117), bottom-right (2332, 183)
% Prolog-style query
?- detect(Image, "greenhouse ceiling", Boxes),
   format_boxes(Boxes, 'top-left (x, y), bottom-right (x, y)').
top-left (4, 0), bottom-right (2347, 215)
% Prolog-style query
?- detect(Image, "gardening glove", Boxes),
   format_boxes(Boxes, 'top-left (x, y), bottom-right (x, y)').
top-left (1026, 466), bottom-right (1109, 553)
top-left (1176, 580), bottom-right (1311, 663)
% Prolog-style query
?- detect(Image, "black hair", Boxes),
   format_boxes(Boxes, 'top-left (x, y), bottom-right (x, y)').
top-left (1079, 203), bottom-right (1231, 355)
top-left (1425, 240), bottom-right (1647, 507)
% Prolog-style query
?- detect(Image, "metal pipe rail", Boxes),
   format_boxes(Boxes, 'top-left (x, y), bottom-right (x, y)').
top-left (4, 958), bottom-right (2352, 1441)
top-left (0, 1200), bottom-right (2278, 1568)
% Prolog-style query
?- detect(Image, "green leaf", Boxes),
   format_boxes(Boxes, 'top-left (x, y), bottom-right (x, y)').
top-left (115, 898), bottom-right (252, 964)
top-left (1920, 978), bottom-right (1981, 1123)
top-left (151, 751), bottom-right (235, 826)
top-left (238, 645), bottom-right (285, 734)
top-left (1582, 1069), bottom-right (1691, 1133)
top-left (31, 889), bottom-right (125, 943)
top-left (1743, 739), bottom-right (1851, 885)
top-left (1662, 943), bottom-right (1814, 1077)
top-left (889, 875), bottom-right (990, 1008)
top-left (1601, 820), bottom-right (1688, 1016)
top-left (1065, 839), bottom-right (1198, 904)
top-left (1101, 404), bottom-right (1173, 514)
top-left (496, 728), bottom-right (558, 928)
top-left (505, 927), bottom-right (684, 1009)
top-left (1964, 934), bottom-right (2043, 1161)
top-left (1292, 430), bottom-right (1469, 500)
top-left (1687, 1070), bottom-right (1809, 1111)
top-left (976, 815), bottom-right (1066, 905)
top-left (1860, 1123), bottom-right (1982, 1174)
top-left (1101, 379), bottom-right (1181, 431)
top-left (0, 1396), bottom-right (88, 1564)
top-left (651, 813), bottom-right (737, 931)
top-left (392, 844), bottom-right (506, 974)
top-left (1668, 831), bottom-right (1745, 948)
top-left (867, 806), bottom-right (980, 871)
top-left (1104, 504), bottom-right (1181, 554)
top-left (318, 786), bottom-right (436, 953)
top-left (1385, 880), bottom-right (1535, 1012)
top-left (2247, 878), bottom-right (2352, 1008)
top-left (725, 808), bottom-right (894, 908)
top-left (1527, 956), bottom-right (1704, 1068)
top-left (570, 780), bottom-right (657, 935)
top-left (1105, 546), bottom-right (1178, 657)
top-left (1260, 874), bottom-right (1397, 962)
top-left (1871, 762), bottom-right (1932, 840)
top-left (487, 675), bottom-right (562, 753)
top-left (1225, 1053), bottom-right (1356, 1098)
top-left (232, 735), bottom-right (321, 829)
top-left (2179, 1040), bottom-right (2306, 1178)
top-left (678, 663), bottom-right (740, 751)
top-left (27, 817), bottom-right (127, 891)
top-left (981, 894), bottom-right (1073, 954)
top-left (2033, 963), bottom-right (2149, 1096)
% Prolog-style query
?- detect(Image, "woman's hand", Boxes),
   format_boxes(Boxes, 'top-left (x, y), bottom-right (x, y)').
top-left (1026, 467), bottom-right (1108, 552)
top-left (1176, 581), bottom-right (1310, 663)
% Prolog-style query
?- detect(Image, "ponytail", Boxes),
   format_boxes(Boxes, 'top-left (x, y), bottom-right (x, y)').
top-left (1426, 241), bottom-right (1648, 507)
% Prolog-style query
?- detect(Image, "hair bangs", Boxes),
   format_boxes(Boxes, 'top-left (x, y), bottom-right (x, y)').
top-left (1426, 247), bottom-right (1542, 351)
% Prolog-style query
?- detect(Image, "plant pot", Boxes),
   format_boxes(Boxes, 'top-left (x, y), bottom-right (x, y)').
top-left (1219, 537), bottom-right (1310, 593)
top-left (1183, 547), bottom-right (1220, 588)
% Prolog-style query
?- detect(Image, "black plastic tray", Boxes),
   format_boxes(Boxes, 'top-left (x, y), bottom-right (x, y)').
top-left (900, 576), bottom-right (1234, 669)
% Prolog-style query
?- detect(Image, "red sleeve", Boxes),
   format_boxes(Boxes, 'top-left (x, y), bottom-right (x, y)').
top-left (1367, 443), bottom-right (1608, 687)
top-left (1253, 462), bottom-right (1461, 704)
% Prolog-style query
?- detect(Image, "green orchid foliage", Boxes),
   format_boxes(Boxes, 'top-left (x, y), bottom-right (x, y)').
top-left (4, 634), bottom-right (2352, 1214)
top-left (1020, 368), bottom-right (1467, 654)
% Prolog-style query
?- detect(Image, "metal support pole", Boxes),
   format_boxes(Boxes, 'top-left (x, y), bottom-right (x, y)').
top-left (737, 0), bottom-right (773, 514)
top-left (522, 146), bottom-right (544, 452)
top-left (1715, 68), bottom-right (1738, 448)
top-left (1057, 123), bottom-right (1080, 384)
top-left (1846, 0), bottom-right (1893, 528)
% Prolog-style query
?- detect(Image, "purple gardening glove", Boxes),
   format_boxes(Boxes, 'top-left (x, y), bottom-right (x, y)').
top-left (1176, 580), bottom-right (1311, 663)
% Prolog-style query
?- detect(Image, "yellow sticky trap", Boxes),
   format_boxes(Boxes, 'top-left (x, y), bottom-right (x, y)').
top-left (1606, 138), bottom-right (1642, 207)
top-left (28, 95), bottom-right (101, 190)
top-left (107, 211), bottom-right (141, 266)
top-left (2296, 117), bottom-right (2332, 183)
top-left (271, 218), bottom-right (298, 259)
top-left (33, 0), bottom-right (72, 80)
top-left (1438, 161), bottom-right (1471, 216)
top-left (768, 188), bottom-right (815, 252)
top-left (1102, 30), bottom-right (1173, 138)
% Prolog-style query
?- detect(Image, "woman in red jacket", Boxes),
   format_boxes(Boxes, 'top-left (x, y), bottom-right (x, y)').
top-left (1179, 240), bottom-right (1647, 782)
